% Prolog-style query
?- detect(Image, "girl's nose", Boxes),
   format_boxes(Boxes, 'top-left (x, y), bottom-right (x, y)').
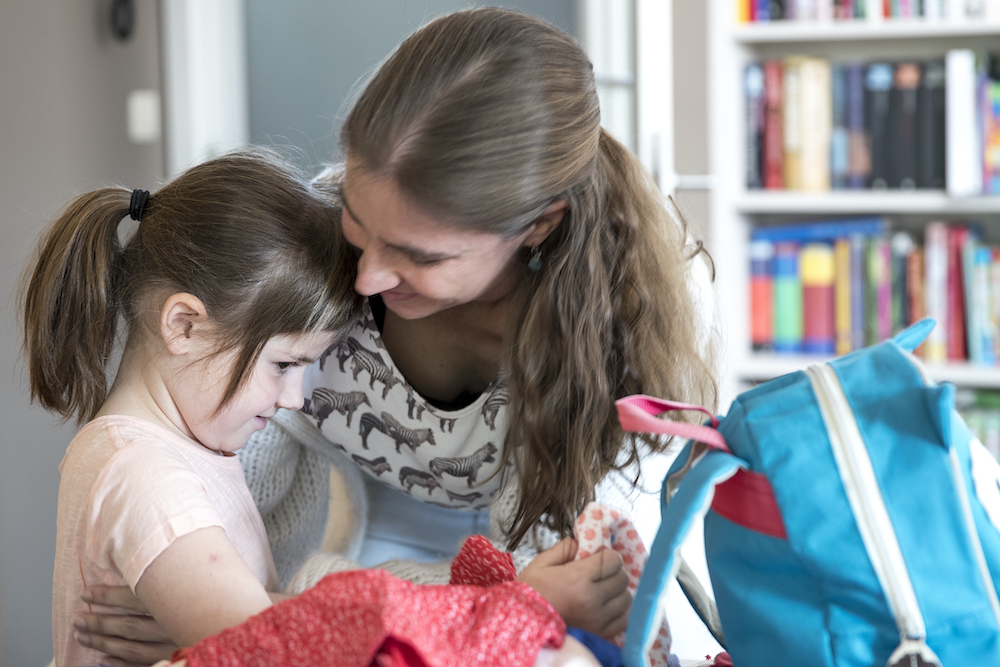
top-left (277, 377), bottom-right (305, 412)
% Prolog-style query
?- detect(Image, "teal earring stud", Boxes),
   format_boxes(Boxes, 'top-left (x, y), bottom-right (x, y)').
top-left (528, 245), bottom-right (543, 272)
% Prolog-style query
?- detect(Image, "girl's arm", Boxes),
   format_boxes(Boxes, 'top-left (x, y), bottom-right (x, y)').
top-left (134, 526), bottom-right (273, 648)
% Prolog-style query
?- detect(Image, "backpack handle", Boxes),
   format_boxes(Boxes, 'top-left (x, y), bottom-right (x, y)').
top-left (622, 447), bottom-right (744, 667)
top-left (616, 395), bottom-right (730, 453)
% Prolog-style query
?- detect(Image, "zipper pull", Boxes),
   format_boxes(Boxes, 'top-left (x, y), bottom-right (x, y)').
top-left (885, 637), bottom-right (942, 667)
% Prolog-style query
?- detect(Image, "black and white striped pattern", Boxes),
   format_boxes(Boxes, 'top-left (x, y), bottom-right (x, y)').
top-left (309, 388), bottom-right (370, 428)
top-left (429, 442), bottom-right (498, 487)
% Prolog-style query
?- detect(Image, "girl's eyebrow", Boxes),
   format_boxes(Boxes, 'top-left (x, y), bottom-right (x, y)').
top-left (341, 192), bottom-right (459, 264)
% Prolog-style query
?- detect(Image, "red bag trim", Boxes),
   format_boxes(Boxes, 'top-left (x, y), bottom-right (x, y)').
top-left (711, 469), bottom-right (787, 539)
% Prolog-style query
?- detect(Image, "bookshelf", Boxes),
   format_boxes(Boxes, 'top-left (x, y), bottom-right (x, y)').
top-left (707, 2), bottom-right (1000, 406)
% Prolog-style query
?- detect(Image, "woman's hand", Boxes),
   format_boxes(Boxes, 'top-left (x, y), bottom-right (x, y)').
top-left (516, 538), bottom-right (631, 639)
top-left (74, 585), bottom-right (177, 667)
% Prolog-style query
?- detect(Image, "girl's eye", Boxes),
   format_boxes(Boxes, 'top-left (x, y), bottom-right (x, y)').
top-left (276, 361), bottom-right (297, 372)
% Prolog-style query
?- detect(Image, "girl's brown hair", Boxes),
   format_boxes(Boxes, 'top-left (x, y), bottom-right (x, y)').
top-left (22, 147), bottom-right (362, 425)
top-left (339, 8), bottom-right (717, 546)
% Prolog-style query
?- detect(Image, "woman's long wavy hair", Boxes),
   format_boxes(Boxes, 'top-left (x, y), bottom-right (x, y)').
top-left (338, 8), bottom-right (718, 546)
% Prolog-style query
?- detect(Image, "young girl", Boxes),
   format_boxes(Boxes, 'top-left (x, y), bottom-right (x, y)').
top-left (23, 148), bottom-right (362, 666)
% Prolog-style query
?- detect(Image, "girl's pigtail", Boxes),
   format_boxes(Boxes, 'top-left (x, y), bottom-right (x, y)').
top-left (22, 189), bottom-right (130, 424)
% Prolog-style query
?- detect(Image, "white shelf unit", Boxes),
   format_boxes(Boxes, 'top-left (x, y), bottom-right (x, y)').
top-left (707, 3), bottom-right (1000, 406)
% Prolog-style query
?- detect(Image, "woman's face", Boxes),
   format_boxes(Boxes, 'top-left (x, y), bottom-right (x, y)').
top-left (340, 162), bottom-right (530, 320)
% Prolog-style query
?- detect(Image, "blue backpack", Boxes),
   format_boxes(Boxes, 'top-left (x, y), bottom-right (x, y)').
top-left (617, 319), bottom-right (1000, 666)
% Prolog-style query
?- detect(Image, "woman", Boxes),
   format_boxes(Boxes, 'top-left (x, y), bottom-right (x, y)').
top-left (76, 8), bottom-right (716, 665)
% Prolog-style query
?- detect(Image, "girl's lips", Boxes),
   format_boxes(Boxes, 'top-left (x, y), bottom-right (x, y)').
top-left (253, 416), bottom-right (269, 429)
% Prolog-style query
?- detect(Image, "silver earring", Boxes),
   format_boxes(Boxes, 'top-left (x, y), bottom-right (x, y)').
top-left (528, 246), bottom-right (543, 272)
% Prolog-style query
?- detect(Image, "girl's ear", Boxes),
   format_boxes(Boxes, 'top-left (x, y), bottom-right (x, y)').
top-left (522, 200), bottom-right (568, 249)
top-left (160, 293), bottom-right (209, 356)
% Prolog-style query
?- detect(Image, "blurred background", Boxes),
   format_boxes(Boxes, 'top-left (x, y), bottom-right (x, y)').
top-left (0, 2), bottom-right (710, 664)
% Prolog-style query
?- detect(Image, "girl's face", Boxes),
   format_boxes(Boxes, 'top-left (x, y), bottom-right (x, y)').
top-left (340, 163), bottom-right (530, 320)
top-left (174, 331), bottom-right (335, 454)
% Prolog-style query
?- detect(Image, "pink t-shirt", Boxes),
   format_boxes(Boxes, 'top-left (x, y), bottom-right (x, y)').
top-left (52, 415), bottom-right (278, 667)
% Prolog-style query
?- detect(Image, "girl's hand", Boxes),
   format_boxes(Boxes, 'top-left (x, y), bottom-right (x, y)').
top-left (74, 585), bottom-right (177, 667)
top-left (516, 537), bottom-right (631, 639)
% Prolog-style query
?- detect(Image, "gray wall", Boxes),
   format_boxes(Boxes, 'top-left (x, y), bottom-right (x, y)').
top-left (0, 2), bottom-right (164, 665)
top-left (245, 1), bottom-right (578, 170)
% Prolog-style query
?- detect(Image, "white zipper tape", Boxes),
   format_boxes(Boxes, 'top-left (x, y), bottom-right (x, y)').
top-left (806, 363), bottom-right (927, 642)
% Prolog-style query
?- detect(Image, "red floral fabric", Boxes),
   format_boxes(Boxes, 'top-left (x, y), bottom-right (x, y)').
top-left (180, 567), bottom-right (564, 667)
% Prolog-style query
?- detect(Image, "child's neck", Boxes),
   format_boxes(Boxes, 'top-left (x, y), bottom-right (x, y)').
top-left (97, 348), bottom-right (220, 454)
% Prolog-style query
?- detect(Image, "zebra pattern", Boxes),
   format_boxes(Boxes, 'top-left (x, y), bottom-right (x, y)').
top-left (358, 412), bottom-right (387, 450)
top-left (481, 382), bottom-right (509, 430)
top-left (405, 389), bottom-right (426, 421)
top-left (347, 337), bottom-right (402, 399)
top-left (429, 442), bottom-right (497, 487)
top-left (399, 466), bottom-right (441, 495)
top-left (445, 489), bottom-right (484, 504)
top-left (351, 454), bottom-right (392, 477)
top-left (381, 412), bottom-right (436, 453)
top-left (309, 388), bottom-right (370, 428)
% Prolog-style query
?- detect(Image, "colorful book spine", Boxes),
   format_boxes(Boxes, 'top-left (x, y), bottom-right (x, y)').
top-left (890, 63), bottom-right (921, 189)
top-left (946, 49), bottom-right (983, 196)
top-left (802, 243), bottom-right (836, 354)
top-left (850, 233), bottom-right (869, 351)
top-left (800, 57), bottom-right (833, 192)
top-left (782, 57), bottom-right (805, 190)
top-left (831, 63), bottom-right (850, 190)
top-left (750, 239), bottom-right (775, 351)
top-left (835, 237), bottom-right (853, 355)
top-left (964, 231), bottom-right (983, 364)
top-left (891, 232), bottom-right (914, 334)
top-left (763, 60), bottom-right (785, 189)
top-left (973, 247), bottom-right (998, 365)
top-left (865, 236), bottom-right (893, 344)
top-left (751, 217), bottom-right (887, 243)
top-left (907, 246), bottom-right (927, 355)
top-left (986, 79), bottom-right (1000, 194)
top-left (917, 60), bottom-right (947, 190)
top-left (846, 63), bottom-right (871, 189)
top-left (746, 63), bottom-right (766, 189)
top-left (947, 225), bottom-right (970, 361)
top-left (865, 63), bottom-right (894, 189)
top-left (773, 242), bottom-right (803, 353)
top-left (923, 222), bottom-right (949, 363)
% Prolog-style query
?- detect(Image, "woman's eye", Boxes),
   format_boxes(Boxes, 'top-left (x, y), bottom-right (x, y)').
top-left (276, 361), bottom-right (296, 372)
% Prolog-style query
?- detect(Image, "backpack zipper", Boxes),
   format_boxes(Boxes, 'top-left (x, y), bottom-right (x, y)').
top-left (806, 363), bottom-right (942, 666)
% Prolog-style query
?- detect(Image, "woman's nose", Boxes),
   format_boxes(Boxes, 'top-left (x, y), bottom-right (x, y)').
top-left (354, 248), bottom-right (401, 296)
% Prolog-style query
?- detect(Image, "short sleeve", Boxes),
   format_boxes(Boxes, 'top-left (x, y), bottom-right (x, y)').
top-left (86, 441), bottom-right (226, 588)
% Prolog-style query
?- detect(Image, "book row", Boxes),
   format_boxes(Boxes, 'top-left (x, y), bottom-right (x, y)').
top-left (738, 0), bottom-right (1000, 21)
top-left (750, 217), bottom-right (1000, 365)
top-left (745, 52), bottom-right (1000, 196)
top-left (958, 388), bottom-right (1000, 460)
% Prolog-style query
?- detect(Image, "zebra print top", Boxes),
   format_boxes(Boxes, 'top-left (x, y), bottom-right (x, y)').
top-left (300, 301), bottom-right (508, 510)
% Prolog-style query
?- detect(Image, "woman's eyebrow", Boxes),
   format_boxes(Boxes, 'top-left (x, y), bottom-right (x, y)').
top-left (341, 193), bottom-right (460, 263)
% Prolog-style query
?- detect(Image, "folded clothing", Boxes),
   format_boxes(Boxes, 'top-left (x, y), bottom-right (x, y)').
top-left (175, 565), bottom-right (564, 667)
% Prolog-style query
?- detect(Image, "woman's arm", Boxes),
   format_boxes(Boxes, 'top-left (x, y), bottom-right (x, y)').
top-left (73, 585), bottom-right (177, 667)
top-left (133, 526), bottom-right (273, 648)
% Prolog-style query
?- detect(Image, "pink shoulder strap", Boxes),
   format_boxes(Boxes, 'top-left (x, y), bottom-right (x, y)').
top-left (615, 394), bottom-right (730, 452)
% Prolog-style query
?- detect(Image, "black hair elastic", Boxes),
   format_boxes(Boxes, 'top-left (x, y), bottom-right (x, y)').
top-left (129, 189), bottom-right (150, 221)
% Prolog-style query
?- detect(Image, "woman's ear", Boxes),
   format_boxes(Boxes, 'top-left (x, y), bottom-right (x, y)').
top-left (522, 200), bottom-right (568, 248)
top-left (160, 293), bottom-right (209, 356)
